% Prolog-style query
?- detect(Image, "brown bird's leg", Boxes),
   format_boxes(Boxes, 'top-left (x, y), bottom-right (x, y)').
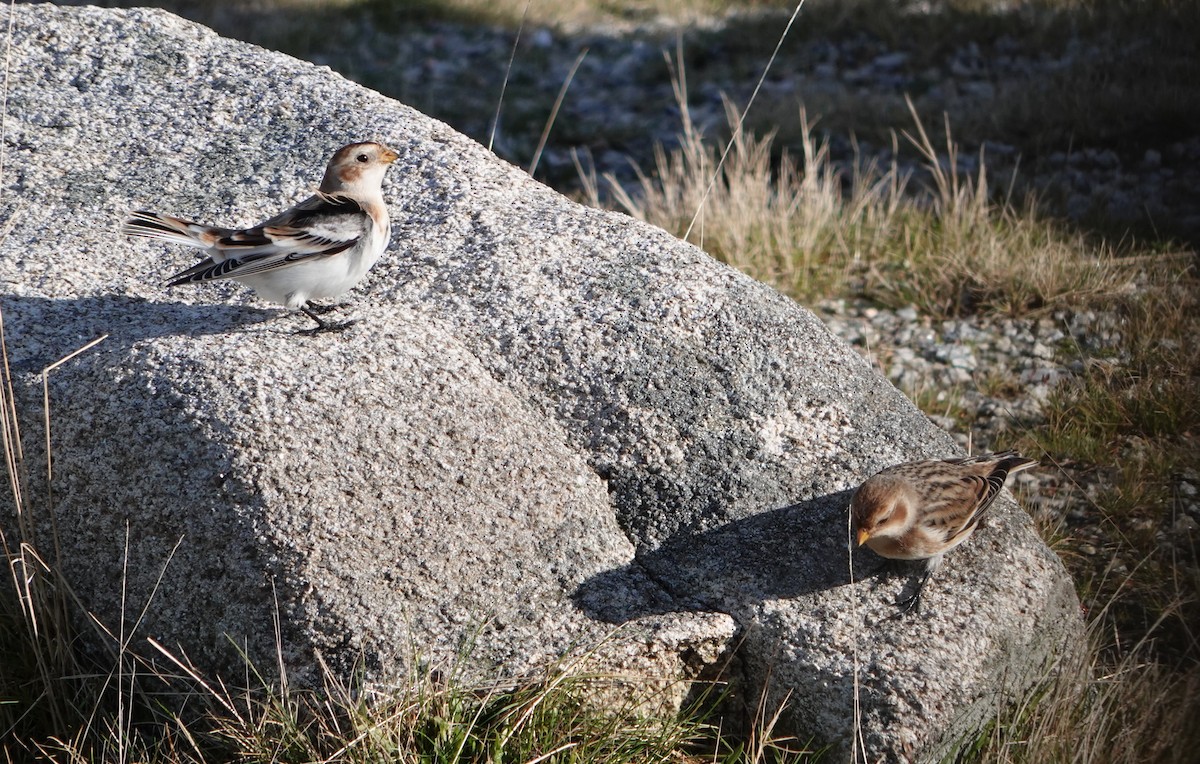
top-left (895, 569), bottom-right (933, 613)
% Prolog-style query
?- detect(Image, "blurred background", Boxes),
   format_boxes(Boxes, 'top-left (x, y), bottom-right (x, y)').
top-left (42, 0), bottom-right (1200, 246)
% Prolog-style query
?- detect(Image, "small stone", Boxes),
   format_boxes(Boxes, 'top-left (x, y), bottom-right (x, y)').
top-left (1018, 367), bottom-right (1048, 385)
top-left (1031, 342), bottom-right (1056, 360)
top-left (1025, 384), bottom-right (1052, 403)
top-left (873, 52), bottom-right (908, 70)
top-left (962, 81), bottom-right (995, 99)
top-left (1131, 517), bottom-right (1156, 533)
top-left (892, 347), bottom-right (918, 363)
top-left (929, 414), bottom-right (958, 431)
top-left (948, 346), bottom-right (977, 370)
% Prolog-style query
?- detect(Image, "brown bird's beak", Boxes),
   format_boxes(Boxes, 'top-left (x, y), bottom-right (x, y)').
top-left (382, 147), bottom-right (399, 164)
top-left (856, 528), bottom-right (871, 546)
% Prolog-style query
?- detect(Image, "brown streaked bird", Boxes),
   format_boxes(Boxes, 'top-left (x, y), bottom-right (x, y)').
top-left (122, 141), bottom-right (399, 334)
top-left (850, 450), bottom-right (1037, 611)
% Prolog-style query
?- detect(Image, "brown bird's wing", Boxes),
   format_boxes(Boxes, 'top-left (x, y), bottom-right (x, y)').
top-left (940, 474), bottom-right (996, 545)
top-left (904, 468), bottom-right (995, 545)
top-left (937, 452), bottom-right (1037, 543)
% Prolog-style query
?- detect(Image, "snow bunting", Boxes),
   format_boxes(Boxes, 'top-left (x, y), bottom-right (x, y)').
top-left (851, 450), bottom-right (1037, 611)
top-left (122, 141), bottom-right (399, 333)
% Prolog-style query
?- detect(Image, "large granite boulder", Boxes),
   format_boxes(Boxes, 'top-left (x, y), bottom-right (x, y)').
top-left (0, 5), bottom-right (1081, 759)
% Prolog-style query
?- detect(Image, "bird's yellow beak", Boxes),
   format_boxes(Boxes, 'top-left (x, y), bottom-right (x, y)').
top-left (382, 148), bottom-right (399, 164)
top-left (856, 528), bottom-right (871, 546)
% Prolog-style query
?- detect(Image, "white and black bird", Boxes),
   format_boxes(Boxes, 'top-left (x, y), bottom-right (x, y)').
top-left (123, 141), bottom-right (398, 333)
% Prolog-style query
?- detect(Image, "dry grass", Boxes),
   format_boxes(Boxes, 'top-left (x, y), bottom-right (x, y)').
top-left (582, 97), bottom-right (871, 301)
top-left (1015, 278), bottom-right (1200, 664)
top-left (171, 657), bottom-right (721, 763)
top-left (581, 86), bottom-right (1139, 319)
top-left (965, 622), bottom-right (1200, 764)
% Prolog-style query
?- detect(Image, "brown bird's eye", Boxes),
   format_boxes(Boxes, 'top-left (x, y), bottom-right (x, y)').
top-left (356, 153), bottom-right (369, 163)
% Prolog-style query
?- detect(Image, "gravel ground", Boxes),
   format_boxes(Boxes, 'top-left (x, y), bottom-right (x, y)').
top-left (818, 300), bottom-right (1086, 516)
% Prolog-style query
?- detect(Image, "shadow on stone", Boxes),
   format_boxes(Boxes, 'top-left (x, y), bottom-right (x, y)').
top-left (0, 293), bottom-right (281, 370)
top-left (574, 488), bottom-right (886, 623)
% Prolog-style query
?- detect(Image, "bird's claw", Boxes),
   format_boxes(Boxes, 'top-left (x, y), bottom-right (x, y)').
top-left (298, 306), bottom-right (357, 335)
top-left (297, 319), bottom-right (356, 336)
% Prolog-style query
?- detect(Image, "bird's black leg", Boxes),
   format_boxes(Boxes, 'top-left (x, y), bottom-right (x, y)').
top-left (894, 568), bottom-right (933, 614)
top-left (297, 304), bottom-right (356, 335)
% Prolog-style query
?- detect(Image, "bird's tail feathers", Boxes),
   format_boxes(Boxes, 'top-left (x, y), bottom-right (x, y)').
top-left (121, 210), bottom-right (224, 249)
top-left (992, 451), bottom-right (1039, 477)
top-left (953, 449), bottom-right (1038, 474)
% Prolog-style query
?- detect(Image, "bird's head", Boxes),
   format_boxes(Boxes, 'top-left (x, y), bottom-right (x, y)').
top-left (320, 141), bottom-right (399, 195)
top-left (850, 475), bottom-right (912, 546)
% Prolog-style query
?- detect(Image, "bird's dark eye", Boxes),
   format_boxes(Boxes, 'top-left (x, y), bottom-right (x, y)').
top-left (356, 153), bottom-right (369, 163)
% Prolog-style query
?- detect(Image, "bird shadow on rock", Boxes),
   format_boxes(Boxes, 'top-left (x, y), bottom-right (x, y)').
top-left (574, 488), bottom-right (888, 624)
top-left (0, 293), bottom-right (283, 371)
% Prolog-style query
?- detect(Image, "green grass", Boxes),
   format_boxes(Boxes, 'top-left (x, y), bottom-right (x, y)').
top-left (1015, 280), bottom-right (1200, 663)
top-left (0, 630), bottom-right (725, 762)
top-left (2, 581), bottom-right (817, 762)
top-left (187, 661), bottom-right (727, 763)
top-left (957, 639), bottom-right (1200, 764)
